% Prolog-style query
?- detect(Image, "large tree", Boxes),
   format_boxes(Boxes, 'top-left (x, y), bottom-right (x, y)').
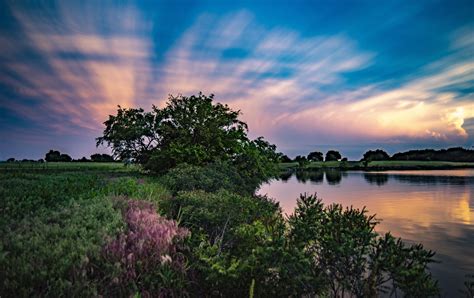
top-left (307, 151), bottom-right (323, 162)
top-left (325, 150), bottom-right (341, 162)
top-left (97, 93), bottom-right (280, 175)
top-left (45, 150), bottom-right (72, 162)
top-left (362, 149), bottom-right (390, 161)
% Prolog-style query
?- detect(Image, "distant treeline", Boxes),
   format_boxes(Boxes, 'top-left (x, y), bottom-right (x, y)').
top-left (5, 150), bottom-right (115, 163)
top-left (282, 147), bottom-right (474, 163)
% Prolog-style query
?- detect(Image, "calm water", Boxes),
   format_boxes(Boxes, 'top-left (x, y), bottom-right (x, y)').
top-left (258, 169), bottom-right (474, 297)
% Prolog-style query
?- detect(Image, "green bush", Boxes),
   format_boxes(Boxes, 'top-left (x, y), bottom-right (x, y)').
top-left (160, 162), bottom-right (258, 195)
top-left (288, 193), bottom-right (439, 297)
top-left (0, 196), bottom-right (123, 296)
top-left (0, 171), bottom-right (170, 296)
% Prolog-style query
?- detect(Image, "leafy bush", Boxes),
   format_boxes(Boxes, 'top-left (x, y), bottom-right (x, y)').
top-left (0, 171), bottom-right (170, 296)
top-left (162, 190), bottom-right (279, 243)
top-left (92, 199), bottom-right (189, 297)
top-left (0, 195), bottom-right (123, 296)
top-left (288, 193), bottom-right (439, 297)
top-left (160, 162), bottom-right (259, 195)
top-left (161, 190), bottom-right (296, 295)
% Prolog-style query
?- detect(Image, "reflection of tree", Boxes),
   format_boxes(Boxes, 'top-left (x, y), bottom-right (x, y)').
top-left (279, 171), bottom-right (293, 182)
top-left (364, 173), bottom-right (389, 186)
top-left (294, 169), bottom-right (325, 184)
top-left (309, 170), bottom-right (324, 184)
top-left (392, 175), bottom-right (471, 186)
top-left (295, 170), bottom-right (309, 183)
top-left (325, 169), bottom-right (342, 185)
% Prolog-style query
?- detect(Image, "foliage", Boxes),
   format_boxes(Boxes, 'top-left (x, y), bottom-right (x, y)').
top-left (45, 149), bottom-right (72, 162)
top-left (160, 162), bottom-right (252, 195)
top-left (0, 169), bottom-right (170, 296)
top-left (96, 106), bottom-right (157, 163)
top-left (90, 153), bottom-right (114, 162)
top-left (161, 190), bottom-right (321, 296)
top-left (363, 149), bottom-right (391, 161)
top-left (98, 93), bottom-right (280, 180)
top-left (392, 147), bottom-right (474, 162)
top-left (0, 164), bottom-right (441, 297)
top-left (287, 193), bottom-right (439, 297)
top-left (280, 154), bottom-right (292, 163)
top-left (93, 199), bottom-right (189, 297)
top-left (0, 172), bottom-right (124, 296)
top-left (325, 150), bottom-right (342, 161)
top-left (307, 151), bottom-right (324, 161)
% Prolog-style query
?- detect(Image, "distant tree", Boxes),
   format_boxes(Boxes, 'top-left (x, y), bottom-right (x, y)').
top-left (90, 153), bottom-right (114, 162)
top-left (280, 154), bottom-right (293, 163)
top-left (392, 147), bottom-right (474, 162)
top-left (45, 150), bottom-right (61, 162)
top-left (78, 157), bottom-right (89, 162)
top-left (45, 150), bottom-right (72, 162)
top-left (307, 151), bottom-right (323, 162)
top-left (59, 154), bottom-right (72, 162)
top-left (294, 155), bottom-right (309, 167)
top-left (340, 157), bottom-right (349, 169)
top-left (21, 159), bottom-right (31, 162)
top-left (325, 150), bottom-right (341, 162)
top-left (6, 158), bottom-right (15, 162)
top-left (362, 149), bottom-right (390, 161)
top-left (294, 155), bottom-right (306, 162)
top-left (37, 159), bottom-right (44, 163)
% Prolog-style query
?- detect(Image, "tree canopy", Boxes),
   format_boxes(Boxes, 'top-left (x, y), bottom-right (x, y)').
top-left (392, 147), bottom-right (474, 162)
top-left (90, 153), bottom-right (114, 162)
top-left (97, 93), bottom-right (280, 176)
top-left (45, 150), bottom-right (72, 162)
top-left (325, 150), bottom-right (341, 161)
top-left (307, 151), bottom-right (323, 161)
top-left (362, 149), bottom-right (390, 161)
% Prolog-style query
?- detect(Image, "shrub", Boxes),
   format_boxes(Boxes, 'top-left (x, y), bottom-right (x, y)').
top-left (0, 196), bottom-right (123, 296)
top-left (94, 199), bottom-right (189, 297)
top-left (162, 190), bottom-right (279, 244)
top-left (288, 193), bottom-right (439, 296)
top-left (160, 162), bottom-right (261, 195)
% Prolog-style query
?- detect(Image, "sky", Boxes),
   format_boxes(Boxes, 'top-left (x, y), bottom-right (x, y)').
top-left (0, 0), bottom-right (473, 160)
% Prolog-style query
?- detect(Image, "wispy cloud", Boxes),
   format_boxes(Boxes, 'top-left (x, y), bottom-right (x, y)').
top-left (0, 3), bottom-right (472, 159)
top-left (0, 2), bottom-right (155, 135)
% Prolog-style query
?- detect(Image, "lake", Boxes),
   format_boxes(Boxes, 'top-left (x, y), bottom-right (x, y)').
top-left (258, 169), bottom-right (474, 297)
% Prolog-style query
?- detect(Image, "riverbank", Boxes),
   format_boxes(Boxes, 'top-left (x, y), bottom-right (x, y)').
top-left (280, 160), bottom-right (474, 171)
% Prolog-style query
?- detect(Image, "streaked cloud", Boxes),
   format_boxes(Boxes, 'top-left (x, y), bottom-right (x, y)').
top-left (0, 1), bottom-right (472, 159)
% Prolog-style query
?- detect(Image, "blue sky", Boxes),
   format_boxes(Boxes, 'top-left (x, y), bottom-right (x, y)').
top-left (0, 0), bottom-right (473, 160)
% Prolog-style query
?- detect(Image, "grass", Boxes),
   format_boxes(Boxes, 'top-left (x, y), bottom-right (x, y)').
top-left (0, 161), bottom-right (139, 171)
top-left (280, 160), bottom-right (474, 171)
top-left (0, 163), bottom-right (170, 296)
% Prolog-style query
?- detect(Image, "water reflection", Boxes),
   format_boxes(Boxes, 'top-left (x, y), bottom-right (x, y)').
top-left (364, 173), bottom-right (389, 186)
top-left (286, 169), bottom-right (474, 186)
top-left (263, 169), bottom-right (474, 296)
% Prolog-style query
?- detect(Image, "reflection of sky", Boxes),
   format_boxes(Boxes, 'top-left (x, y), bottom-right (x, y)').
top-left (0, 1), bottom-right (473, 160)
top-left (258, 169), bottom-right (474, 296)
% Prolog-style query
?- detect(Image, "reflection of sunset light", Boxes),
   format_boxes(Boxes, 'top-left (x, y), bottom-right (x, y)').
top-left (453, 191), bottom-right (472, 225)
top-left (258, 170), bottom-right (474, 241)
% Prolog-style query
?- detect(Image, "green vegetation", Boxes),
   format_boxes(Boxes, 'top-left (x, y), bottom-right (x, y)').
top-left (97, 93), bottom-right (280, 177)
top-left (0, 94), bottom-right (443, 296)
top-left (281, 160), bottom-right (474, 171)
top-left (0, 164), bottom-right (440, 296)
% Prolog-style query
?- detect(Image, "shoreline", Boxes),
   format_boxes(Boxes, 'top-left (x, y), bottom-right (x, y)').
top-left (280, 160), bottom-right (474, 172)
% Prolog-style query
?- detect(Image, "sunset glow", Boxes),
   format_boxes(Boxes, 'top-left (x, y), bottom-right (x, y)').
top-left (0, 1), bottom-right (473, 159)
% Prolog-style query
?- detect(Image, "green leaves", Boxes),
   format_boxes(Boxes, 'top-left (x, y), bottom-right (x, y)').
top-left (288, 193), bottom-right (439, 297)
top-left (97, 93), bottom-right (280, 183)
